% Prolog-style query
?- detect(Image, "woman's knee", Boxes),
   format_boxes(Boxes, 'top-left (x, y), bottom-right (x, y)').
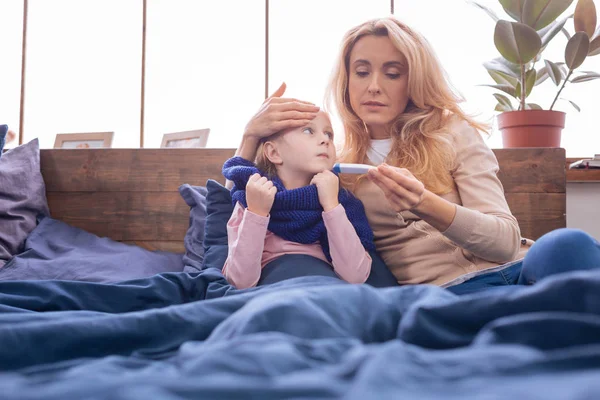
top-left (520, 228), bottom-right (600, 284)
top-left (537, 228), bottom-right (598, 249)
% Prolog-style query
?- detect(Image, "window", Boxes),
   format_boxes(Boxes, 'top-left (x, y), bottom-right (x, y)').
top-left (144, 0), bottom-right (265, 148)
top-left (0, 1), bottom-right (24, 149)
top-left (394, 0), bottom-right (600, 156)
top-left (269, 0), bottom-right (391, 137)
top-left (9, 1), bottom-right (599, 155)
top-left (24, 0), bottom-right (142, 148)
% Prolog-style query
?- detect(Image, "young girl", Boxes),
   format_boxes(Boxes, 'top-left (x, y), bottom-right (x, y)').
top-left (221, 110), bottom-right (375, 289)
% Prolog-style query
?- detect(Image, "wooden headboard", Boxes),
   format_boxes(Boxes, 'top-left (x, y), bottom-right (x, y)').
top-left (40, 147), bottom-right (566, 253)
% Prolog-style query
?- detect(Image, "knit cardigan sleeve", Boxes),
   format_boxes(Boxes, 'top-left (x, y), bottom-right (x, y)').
top-left (441, 120), bottom-right (521, 263)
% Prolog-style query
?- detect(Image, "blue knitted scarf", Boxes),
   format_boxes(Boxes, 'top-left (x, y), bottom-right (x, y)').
top-left (222, 156), bottom-right (375, 261)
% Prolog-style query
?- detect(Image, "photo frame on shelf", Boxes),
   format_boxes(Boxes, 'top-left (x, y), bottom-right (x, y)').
top-left (54, 132), bottom-right (114, 149)
top-left (160, 129), bottom-right (210, 149)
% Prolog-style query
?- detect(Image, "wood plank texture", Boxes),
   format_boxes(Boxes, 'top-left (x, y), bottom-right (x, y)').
top-left (123, 241), bottom-right (185, 253)
top-left (505, 193), bottom-right (566, 240)
top-left (41, 148), bottom-right (236, 192)
top-left (46, 192), bottom-right (189, 241)
top-left (40, 147), bottom-right (566, 246)
top-left (494, 148), bottom-right (566, 193)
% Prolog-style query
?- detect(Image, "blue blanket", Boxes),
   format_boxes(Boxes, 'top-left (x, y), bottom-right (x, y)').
top-left (0, 266), bottom-right (600, 399)
top-left (0, 217), bottom-right (184, 283)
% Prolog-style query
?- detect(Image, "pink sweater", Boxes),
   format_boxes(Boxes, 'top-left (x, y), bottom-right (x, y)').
top-left (222, 202), bottom-right (372, 289)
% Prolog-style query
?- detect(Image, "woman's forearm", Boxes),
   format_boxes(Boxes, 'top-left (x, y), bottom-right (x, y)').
top-left (411, 190), bottom-right (457, 232)
top-left (235, 135), bottom-right (260, 160)
top-left (226, 135), bottom-right (260, 189)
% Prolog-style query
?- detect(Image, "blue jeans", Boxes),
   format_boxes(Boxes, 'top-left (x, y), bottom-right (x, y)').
top-left (447, 228), bottom-right (600, 295)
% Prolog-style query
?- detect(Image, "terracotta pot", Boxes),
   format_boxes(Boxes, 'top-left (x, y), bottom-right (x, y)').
top-left (497, 110), bottom-right (566, 148)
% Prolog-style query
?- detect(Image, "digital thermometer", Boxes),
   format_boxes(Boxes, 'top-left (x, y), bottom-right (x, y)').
top-left (332, 163), bottom-right (376, 174)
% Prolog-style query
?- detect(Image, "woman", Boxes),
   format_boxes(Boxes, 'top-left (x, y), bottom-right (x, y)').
top-left (233, 17), bottom-right (600, 294)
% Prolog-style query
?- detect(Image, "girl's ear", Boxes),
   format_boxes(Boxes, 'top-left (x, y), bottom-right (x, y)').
top-left (263, 141), bottom-right (283, 165)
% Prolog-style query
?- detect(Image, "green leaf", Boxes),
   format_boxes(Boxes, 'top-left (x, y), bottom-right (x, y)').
top-left (590, 36), bottom-right (600, 56)
top-left (467, 1), bottom-right (500, 21)
top-left (488, 69), bottom-right (520, 87)
top-left (544, 59), bottom-right (563, 85)
top-left (514, 69), bottom-right (537, 99)
top-left (494, 21), bottom-right (543, 64)
top-left (540, 15), bottom-right (573, 47)
top-left (495, 103), bottom-right (513, 112)
top-left (499, 0), bottom-right (524, 21)
top-left (570, 72), bottom-right (600, 82)
top-left (535, 66), bottom-right (550, 84)
top-left (483, 57), bottom-right (521, 77)
top-left (525, 103), bottom-right (543, 109)
top-left (522, 0), bottom-right (575, 30)
top-left (565, 31), bottom-right (590, 69)
top-left (560, 98), bottom-right (581, 111)
top-left (494, 93), bottom-right (515, 110)
top-left (480, 84), bottom-right (518, 98)
top-left (574, 0), bottom-right (597, 38)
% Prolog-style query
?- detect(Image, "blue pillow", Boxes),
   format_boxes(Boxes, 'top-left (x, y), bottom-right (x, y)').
top-left (200, 179), bottom-right (398, 288)
top-left (202, 179), bottom-right (234, 271)
top-left (0, 217), bottom-right (184, 282)
top-left (0, 124), bottom-right (7, 156)
top-left (179, 184), bottom-right (208, 273)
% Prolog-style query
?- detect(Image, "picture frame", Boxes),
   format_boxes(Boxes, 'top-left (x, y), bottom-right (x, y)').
top-left (160, 128), bottom-right (210, 149)
top-left (54, 132), bottom-right (114, 149)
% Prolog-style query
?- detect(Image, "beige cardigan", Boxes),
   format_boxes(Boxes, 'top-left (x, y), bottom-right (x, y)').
top-left (354, 118), bottom-right (530, 286)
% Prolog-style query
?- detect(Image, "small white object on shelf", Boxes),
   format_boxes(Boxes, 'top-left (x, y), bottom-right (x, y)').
top-left (569, 157), bottom-right (600, 169)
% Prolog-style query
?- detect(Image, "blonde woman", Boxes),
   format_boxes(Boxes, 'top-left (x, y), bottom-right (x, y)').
top-left (234, 17), bottom-right (600, 294)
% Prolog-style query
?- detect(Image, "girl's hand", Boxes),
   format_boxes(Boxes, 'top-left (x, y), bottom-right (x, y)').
top-left (243, 82), bottom-right (320, 140)
top-left (367, 164), bottom-right (426, 212)
top-left (311, 170), bottom-right (340, 212)
top-left (246, 174), bottom-right (277, 217)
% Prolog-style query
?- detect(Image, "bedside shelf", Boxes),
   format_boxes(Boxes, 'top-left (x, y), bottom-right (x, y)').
top-left (566, 159), bottom-right (600, 182)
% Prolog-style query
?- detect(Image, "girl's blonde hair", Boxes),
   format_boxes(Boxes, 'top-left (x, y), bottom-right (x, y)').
top-left (255, 139), bottom-right (278, 178)
top-left (325, 17), bottom-right (488, 194)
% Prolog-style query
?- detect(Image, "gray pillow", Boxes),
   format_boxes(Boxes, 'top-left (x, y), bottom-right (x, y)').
top-left (178, 183), bottom-right (208, 273)
top-left (0, 139), bottom-right (50, 266)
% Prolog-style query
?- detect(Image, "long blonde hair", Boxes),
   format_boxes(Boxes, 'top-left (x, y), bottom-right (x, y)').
top-left (325, 17), bottom-right (488, 194)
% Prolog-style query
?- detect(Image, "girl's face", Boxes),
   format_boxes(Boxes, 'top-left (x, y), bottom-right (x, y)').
top-left (347, 35), bottom-right (410, 139)
top-left (265, 111), bottom-right (336, 185)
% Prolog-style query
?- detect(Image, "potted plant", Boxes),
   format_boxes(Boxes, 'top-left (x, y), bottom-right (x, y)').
top-left (472, 0), bottom-right (600, 147)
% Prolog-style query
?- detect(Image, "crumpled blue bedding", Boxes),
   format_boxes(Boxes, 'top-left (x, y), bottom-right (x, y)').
top-left (0, 264), bottom-right (599, 399)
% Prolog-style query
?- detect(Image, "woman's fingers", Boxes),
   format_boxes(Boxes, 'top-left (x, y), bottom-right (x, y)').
top-left (272, 119), bottom-right (315, 132)
top-left (370, 171), bottom-right (413, 201)
top-left (268, 82), bottom-right (287, 99)
top-left (368, 168), bottom-right (423, 210)
top-left (275, 110), bottom-right (320, 121)
top-left (269, 101), bottom-right (320, 114)
top-left (377, 165), bottom-right (424, 194)
top-left (267, 96), bottom-right (318, 107)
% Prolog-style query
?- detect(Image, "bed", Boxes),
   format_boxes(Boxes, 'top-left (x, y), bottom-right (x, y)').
top-left (3, 146), bottom-right (600, 400)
